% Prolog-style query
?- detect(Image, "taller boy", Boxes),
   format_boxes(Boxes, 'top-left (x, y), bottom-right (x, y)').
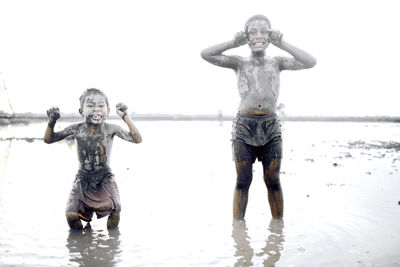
top-left (44, 88), bottom-right (142, 229)
top-left (201, 15), bottom-right (316, 219)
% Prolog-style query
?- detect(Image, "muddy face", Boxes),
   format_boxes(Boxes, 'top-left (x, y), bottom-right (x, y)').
top-left (247, 19), bottom-right (270, 53)
top-left (80, 94), bottom-right (110, 125)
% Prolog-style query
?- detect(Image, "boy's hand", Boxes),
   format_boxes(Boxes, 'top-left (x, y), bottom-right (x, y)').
top-left (46, 107), bottom-right (60, 122)
top-left (116, 103), bottom-right (128, 119)
top-left (233, 31), bottom-right (248, 47)
top-left (268, 29), bottom-right (283, 47)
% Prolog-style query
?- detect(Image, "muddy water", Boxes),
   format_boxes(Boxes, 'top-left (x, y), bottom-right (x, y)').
top-left (1, 121), bottom-right (399, 266)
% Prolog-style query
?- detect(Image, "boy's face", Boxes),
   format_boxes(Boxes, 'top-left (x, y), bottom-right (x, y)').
top-left (80, 93), bottom-right (109, 125)
top-left (247, 19), bottom-right (270, 52)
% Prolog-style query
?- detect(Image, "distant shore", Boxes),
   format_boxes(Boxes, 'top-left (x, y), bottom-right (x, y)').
top-left (1, 112), bottom-right (400, 124)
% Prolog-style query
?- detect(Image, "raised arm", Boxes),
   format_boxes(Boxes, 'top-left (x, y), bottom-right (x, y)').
top-left (114, 103), bottom-right (142, 143)
top-left (269, 30), bottom-right (317, 70)
top-left (200, 31), bottom-right (247, 69)
top-left (43, 107), bottom-right (74, 144)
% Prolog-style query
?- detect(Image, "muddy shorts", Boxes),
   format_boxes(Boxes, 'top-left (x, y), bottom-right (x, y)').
top-left (231, 113), bottom-right (282, 162)
top-left (65, 167), bottom-right (121, 221)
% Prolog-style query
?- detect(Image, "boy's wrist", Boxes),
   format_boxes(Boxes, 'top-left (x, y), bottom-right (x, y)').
top-left (274, 39), bottom-right (286, 49)
top-left (48, 120), bottom-right (56, 128)
top-left (232, 38), bottom-right (245, 48)
top-left (231, 39), bottom-right (239, 48)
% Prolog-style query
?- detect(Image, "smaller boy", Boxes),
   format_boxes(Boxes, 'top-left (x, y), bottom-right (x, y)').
top-left (44, 88), bottom-right (142, 229)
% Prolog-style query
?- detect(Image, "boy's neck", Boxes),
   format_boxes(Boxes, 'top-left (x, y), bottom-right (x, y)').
top-left (251, 50), bottom-right (266, 58)
top-left (85, 121), bottom-right (103, 132)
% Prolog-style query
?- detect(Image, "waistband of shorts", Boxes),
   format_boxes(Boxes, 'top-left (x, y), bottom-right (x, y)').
top-left (236, 112), bottom-right (278, 119)
top-left (78, 167), bottom-right (112, 177)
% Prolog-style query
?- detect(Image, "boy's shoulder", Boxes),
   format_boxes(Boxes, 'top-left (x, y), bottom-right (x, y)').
top-left (64, 122), bottom-right (84, 131)
top-left (231, 54), bottom-right (244, 60)
top-left (102, 122), bottom-right (122, 132)
top-left (271, 55), bottom-right (294, 65)
top-left (229, 55), bottom-right (246, 63)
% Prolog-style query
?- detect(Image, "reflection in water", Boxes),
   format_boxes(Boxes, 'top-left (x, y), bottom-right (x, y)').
top-left (232, 219), bottom-right (285, 267)
top-left (232, 220), bottom-right (254, 267)
top-left (66, 224), bottom-right (121, 267)
top-left (258, 219), bottom-right (285, 266)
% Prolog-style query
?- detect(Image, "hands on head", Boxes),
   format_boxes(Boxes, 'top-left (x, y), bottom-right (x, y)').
top-left (268, 29), bottom-right (283, 47)
top-left (234, 29), bottom-right (283, 48)
top-left (233, 31), bottom-right (248, 47)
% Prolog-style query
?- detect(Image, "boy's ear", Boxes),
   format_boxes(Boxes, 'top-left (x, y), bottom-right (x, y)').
top-left (79, 108), bottom-right (83, 116)
top-left (107, 107), bottom-right (110, 115)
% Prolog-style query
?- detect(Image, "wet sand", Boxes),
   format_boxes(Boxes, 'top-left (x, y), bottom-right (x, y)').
top-left (0, 121), bottom-right (399, 266)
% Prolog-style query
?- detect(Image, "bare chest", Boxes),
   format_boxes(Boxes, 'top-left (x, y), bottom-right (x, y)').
top-left (237, 61), bottom-right (280, 97)
top-left (74, 128), bottom-right (114, 155)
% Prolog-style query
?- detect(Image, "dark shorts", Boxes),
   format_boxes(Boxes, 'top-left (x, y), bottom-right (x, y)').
top-left (65, 167), bottom-right (121, 221)
top-left (231, 113), bottom-right (282, 162)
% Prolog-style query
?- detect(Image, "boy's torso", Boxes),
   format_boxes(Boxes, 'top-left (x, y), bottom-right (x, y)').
top-left (72, 122), bottom-right (116, 171)
top-left (236, 57), bottom-right (281, 114)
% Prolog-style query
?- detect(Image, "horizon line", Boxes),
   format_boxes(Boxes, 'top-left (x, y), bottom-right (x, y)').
top-left (1, 111), bottom-right (400, 124)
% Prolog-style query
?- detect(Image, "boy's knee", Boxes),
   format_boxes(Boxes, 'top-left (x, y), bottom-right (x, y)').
top-left (65, 212), bottom-right (83, 229)
top-left (107, 211), bottom-right (120, 229)
top-left (235, 161), bottom-right (253, 190)
top-left (265, 176), bottom-right (281, 191)
top-left (236, 174), bottom-right (252, 190)
top-left (65, 211), bottom-right (79, 220)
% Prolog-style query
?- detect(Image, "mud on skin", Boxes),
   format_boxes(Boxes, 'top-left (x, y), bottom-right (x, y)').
top-left (44, 89), bottom-right (142, 229)
top-left (201, 14), bottom-right (315, 219)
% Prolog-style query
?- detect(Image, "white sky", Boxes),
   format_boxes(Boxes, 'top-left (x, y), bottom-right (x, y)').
top-left (0, 0), bottom-right (399, 116)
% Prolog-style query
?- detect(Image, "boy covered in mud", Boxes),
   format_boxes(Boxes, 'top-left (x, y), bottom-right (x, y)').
top-left (44, 88), bottom-right (142, 229)
top-left (201, 15), bottom-right (316, 219)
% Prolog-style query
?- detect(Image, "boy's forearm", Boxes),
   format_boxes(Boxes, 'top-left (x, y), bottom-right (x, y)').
top-left (123, 116), bottom-right (142, 143)
top-left (43, 120), bottom-right (56, 144)
top-left (201, 40), bottom-right (236, 60)
top-left (278, 40), bottom-right (316, 68)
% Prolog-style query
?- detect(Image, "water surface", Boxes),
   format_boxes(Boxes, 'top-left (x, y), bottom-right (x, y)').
top-left (1, 121), bottom-right (399, 266)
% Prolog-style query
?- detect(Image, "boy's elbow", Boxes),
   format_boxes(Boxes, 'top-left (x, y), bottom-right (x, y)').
top-left (131, 135), bottom-right (142, 144)
top-left (200, 50), bottom-right (210, 61)
top-left (307, 57), bottom-right (317, 68)
top-left (310, 57), bottom-right (317, 68)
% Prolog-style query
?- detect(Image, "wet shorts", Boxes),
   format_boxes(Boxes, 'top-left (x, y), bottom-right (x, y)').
top-left (231, 113), bottom-right (282, 162)
top-left (65, 167), bottom-right (121, 221)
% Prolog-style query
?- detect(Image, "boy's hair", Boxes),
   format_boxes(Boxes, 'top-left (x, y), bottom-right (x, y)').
top-left (79, 88), bottom-right (109, 109)
top-left (244, 14), bottom-right (271, 36)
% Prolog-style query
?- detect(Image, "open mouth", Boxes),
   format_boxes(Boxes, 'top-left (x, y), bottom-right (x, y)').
top-left (252, 41), bottom-right (265, 48)
top-left (91, 114), bottom-right (102, 121)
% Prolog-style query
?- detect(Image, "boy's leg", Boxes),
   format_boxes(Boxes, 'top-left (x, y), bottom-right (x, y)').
top-left (107, 210), bottom-right (120, 228)
top-left (262, 158), bottom-right (283, 218)
top-left (65, 212), bottom-right (83, 229)
top-left (103, 179), bottom-right (121, 229)
top-left (233, 160), bottom-right (253, 219)
top-left (65, 183), bottom-right (92, 229)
